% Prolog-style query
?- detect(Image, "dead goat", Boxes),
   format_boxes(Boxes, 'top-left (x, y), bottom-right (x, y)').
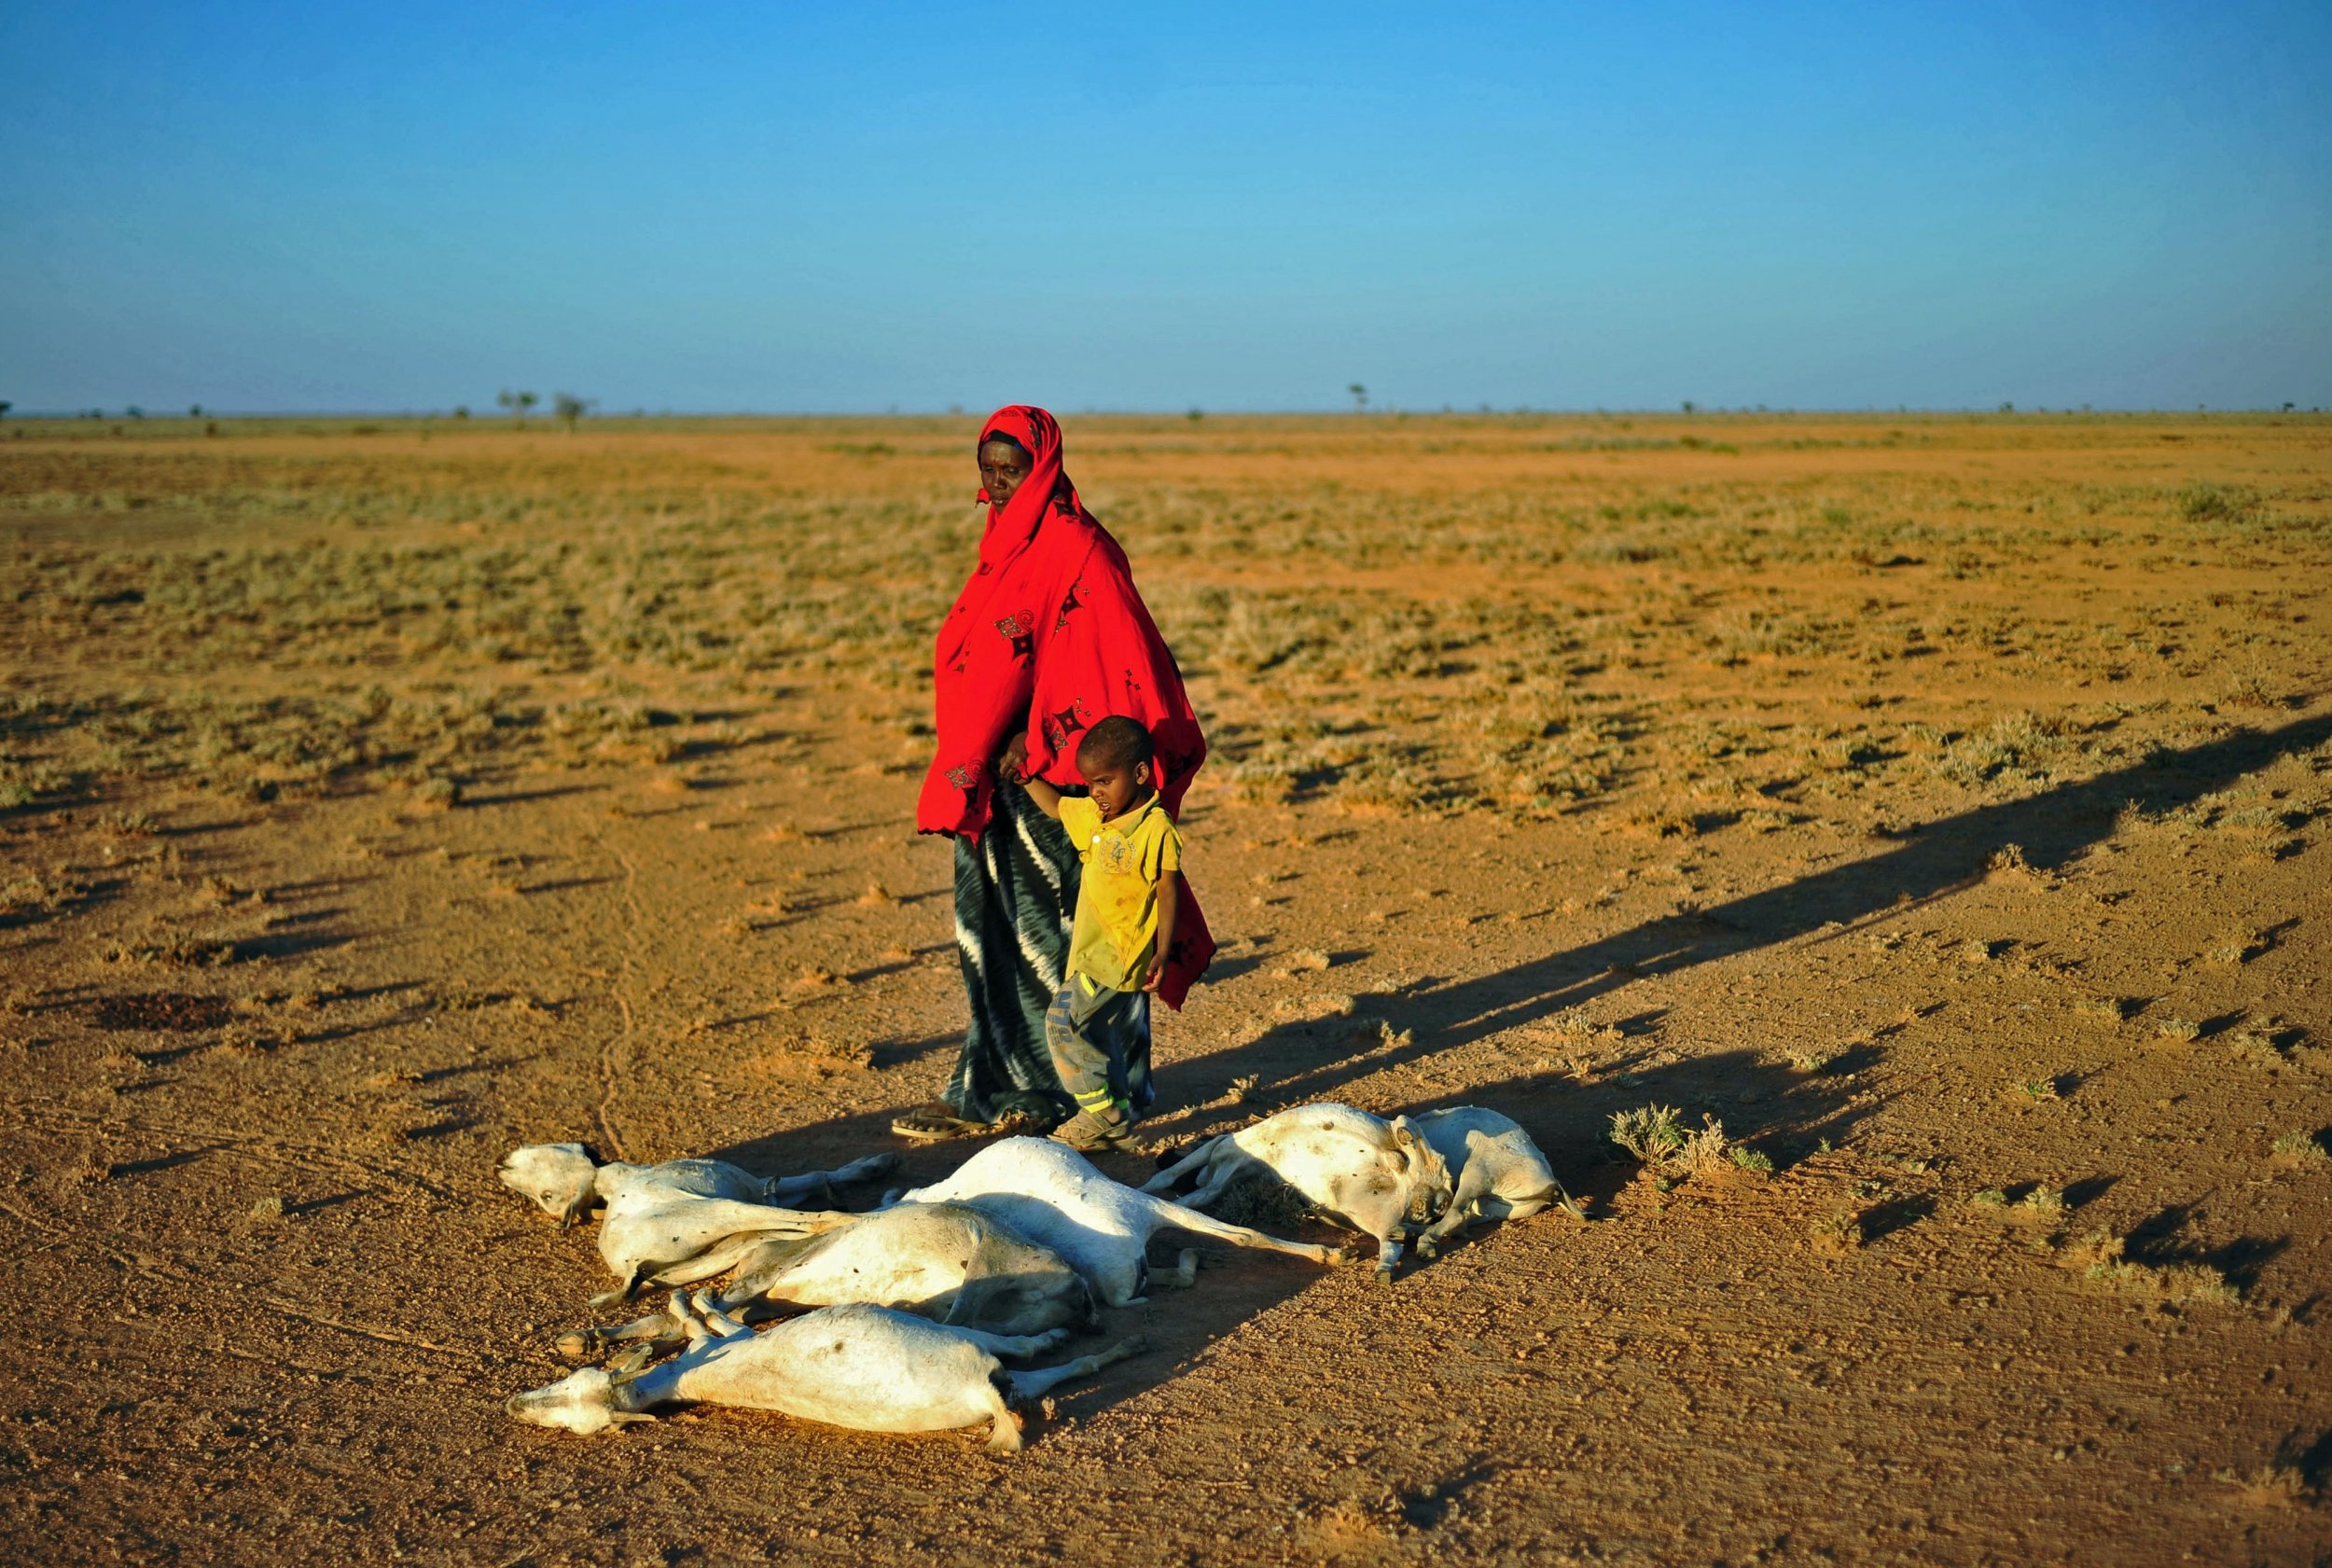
top-left (509, 1293), bottom-right (1141, 1454)
top-left (1142, 1103), bottom-right (1452, 1282)
top-left (497, 1143), bottom-right (893, 1303)
top-left (1409, 1105), bottom-right (1583, 1256)
top-left (896, 1135), bottom-right (1356, 1306)
top-left (558, 1200), bottom-right (1094, 1358)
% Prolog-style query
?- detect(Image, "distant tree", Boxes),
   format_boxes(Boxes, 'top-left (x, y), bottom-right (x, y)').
top-left (0, 401), bottom-right (10, 420)
top-left (188, 404), bottom-right (202, 418)
top-left (496, 389), bottom-right (539, 426)
top-left (1187, 407), bottom-right (1204, 423)
top-left (452, 405), bottom-right (470, 420)
top-left (1681, 400), bottom-right (1696, 414)
top-left (126, 405), bottom-right (145, 419)
top-left (1348, 382), bottom-right (1367, 413)
top-left (2284, 402), bottom-right (2297, 413)
top-left (552, 392), bottom-right (594, 432)
top-left (1999, 402), bottom-right (2014, 414)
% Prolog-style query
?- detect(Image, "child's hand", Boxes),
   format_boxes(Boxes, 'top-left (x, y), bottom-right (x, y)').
top-left (996, 732), bottom-right (1029, 784)
top-left (1140, 957), bottom-right (1165, 993)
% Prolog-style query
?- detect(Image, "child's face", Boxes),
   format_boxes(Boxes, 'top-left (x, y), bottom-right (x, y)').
top-left (1078, 756), bottom-right (1152, 822)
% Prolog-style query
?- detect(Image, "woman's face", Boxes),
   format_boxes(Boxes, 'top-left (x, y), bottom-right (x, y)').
top-left (979, 439), bottom-right (1033, 509)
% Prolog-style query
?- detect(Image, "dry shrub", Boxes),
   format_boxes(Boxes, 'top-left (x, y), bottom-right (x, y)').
top-left (2270, 1131), bottom-right (2329, 1170)
top-left (1607, 1103), bottom-right (1684, 1168)
top-left (1811, 1200), bottom-right (1867, 1254)
top-left (2063, 1229), bottom-right (2240, 1307)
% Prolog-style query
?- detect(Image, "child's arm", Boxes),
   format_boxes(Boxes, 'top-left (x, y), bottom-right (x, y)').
top-left (1142, 871), bottom-right (1180, 992)
top-left (998, 740), bottom-right (1064, 818)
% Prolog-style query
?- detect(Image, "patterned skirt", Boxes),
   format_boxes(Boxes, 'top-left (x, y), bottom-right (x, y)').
top-left (946, 778), bottom-right (1153, 1124)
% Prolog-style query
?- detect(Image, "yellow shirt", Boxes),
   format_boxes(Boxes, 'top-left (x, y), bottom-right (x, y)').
top-left (1059, 793), bottom-right (1182, 992)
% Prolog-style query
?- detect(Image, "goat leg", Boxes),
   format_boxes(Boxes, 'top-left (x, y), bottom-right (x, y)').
top-left (1414, 1159), bottom-right (1497, 1258)
top-left (943, 1325), bottom-right (1074, 1360)
top-left (1144, 1193), bottom-right (1348, 1268)
top-left (1138, 1136), bottom-right (1223, 1196)
top-left (998, 1335), bottom-right (1146, 1405)
top-left (558, 1305), bottom-right (682, 1361)
top-left (765, 1152), bottom-right (897, 1204)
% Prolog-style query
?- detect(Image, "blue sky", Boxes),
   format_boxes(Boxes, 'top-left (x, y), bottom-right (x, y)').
top-left (4, 2), bottom-right (2326, 412)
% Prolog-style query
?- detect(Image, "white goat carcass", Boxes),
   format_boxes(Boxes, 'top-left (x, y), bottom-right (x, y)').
top-left (897, 1136), bottom-right (1354, 1306)
top-left (558, 1200), bottom-right (1094, 1358)
top-left (1409, 1105), bottom-right (1582, 1256)
top-left (496, 1144), bottom-right (894, 1303)
top-left (1141, 1103), bottom-right (1453, 1282)
top-left (509, 1295), bottom-right (1141, 1454)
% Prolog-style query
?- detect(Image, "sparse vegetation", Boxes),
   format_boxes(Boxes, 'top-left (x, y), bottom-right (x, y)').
top-left (1608, 1103), bottom-right (1686, 1168)
top-left (1811, 1199), bottom-right (1867, 1253)
top-left (2063, 1229), bottom-right (2240, 1308)
top-left (0, 411), bottom-right (2325, 1561)
top-left (2271, 1131), bottom-right (2329, 1169)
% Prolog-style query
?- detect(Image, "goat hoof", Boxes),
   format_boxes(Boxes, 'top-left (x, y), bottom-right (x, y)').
top-left (1414, 1239), bottom-right (1439, 1261)
top-left (1371, 1266), bottom-right (1396, 1286)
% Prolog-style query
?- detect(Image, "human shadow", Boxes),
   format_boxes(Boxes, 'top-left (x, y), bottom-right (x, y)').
top-left (1155, 710), bottom-right (2332, 1125)
top-left (672, 711), bottom-right (2330, 1439)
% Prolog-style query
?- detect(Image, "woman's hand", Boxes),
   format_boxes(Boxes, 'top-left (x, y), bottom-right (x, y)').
top-left (997, 731), bottom-right (1030, 784)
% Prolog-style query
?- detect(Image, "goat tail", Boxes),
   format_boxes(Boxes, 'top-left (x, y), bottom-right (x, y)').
top-left (1534, 1178), bottom-right (1589, 1223)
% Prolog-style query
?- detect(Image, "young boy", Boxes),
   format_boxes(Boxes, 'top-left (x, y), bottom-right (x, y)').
top-left (1005, 715), bottom-right (1182, 1151)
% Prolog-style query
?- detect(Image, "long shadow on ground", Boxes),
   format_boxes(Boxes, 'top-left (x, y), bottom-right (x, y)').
top-left (1159, 709), bottom-right (2332, 1120)
top-left (676, 711), bottom-right (2327, 1436)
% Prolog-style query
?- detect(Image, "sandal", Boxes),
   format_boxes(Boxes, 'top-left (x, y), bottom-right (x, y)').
top-left (890, 1102), bottom-right (987, 1142)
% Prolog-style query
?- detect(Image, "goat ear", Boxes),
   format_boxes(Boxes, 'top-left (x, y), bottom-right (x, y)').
top-left (1387, 1117), bottom-right (1421, 1172)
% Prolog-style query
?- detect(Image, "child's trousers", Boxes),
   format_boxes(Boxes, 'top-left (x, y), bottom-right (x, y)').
top-left (1045, 972), bottom-right (1150, 1122)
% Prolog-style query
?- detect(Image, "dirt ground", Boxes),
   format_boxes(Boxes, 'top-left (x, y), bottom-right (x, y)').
top-left (3, 411), bottom-right (2328, 1565)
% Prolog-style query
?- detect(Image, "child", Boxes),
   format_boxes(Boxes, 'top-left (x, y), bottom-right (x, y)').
top-left (1005, 715), bottom-right (1182, 1151)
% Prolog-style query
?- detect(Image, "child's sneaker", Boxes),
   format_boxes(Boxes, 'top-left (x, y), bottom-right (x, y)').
top-left (1050, 1104), bottom-right (1133, 1152)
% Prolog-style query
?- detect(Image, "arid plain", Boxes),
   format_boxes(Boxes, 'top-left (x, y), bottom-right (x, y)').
top-left (3, 412), bottom-right (2328, 1564)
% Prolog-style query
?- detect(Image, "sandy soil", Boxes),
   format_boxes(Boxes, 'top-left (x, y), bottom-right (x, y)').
top-left (2, 412), bottom-right (2328, 1564)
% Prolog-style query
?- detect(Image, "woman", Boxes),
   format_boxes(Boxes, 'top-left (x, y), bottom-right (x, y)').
top-left (893, 406), bottom-right (1211, 1140)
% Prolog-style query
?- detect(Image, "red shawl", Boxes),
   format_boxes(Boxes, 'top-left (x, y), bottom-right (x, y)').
top-left (918, 405), bottom-right (1214, 1006)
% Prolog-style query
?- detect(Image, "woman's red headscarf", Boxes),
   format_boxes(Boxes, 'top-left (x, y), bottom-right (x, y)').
top-left (918, 405), bottom-right (1212, 1005)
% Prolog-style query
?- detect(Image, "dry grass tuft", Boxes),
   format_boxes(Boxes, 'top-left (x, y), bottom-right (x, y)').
top-left (2270, 1131), bottom-right (2329, 1170)
top-left (1810, 1199), bottom-right (1867, 1254)
top-left (2063, 1229), bottom-right (2241, 1307)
